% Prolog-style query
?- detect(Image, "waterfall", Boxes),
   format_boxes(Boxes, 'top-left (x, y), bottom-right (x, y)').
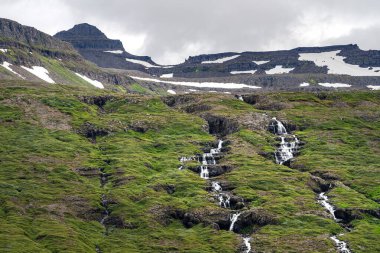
top-left (269, 118), bottom-right (299, 165)
top-left (270, 117), bottom-right (287, 135)
top-left (200, 165), bottom-right (209, 179)
top-left (243, 237), bottom-right (252, 253)
top-left (229, 213), bottom-right (241, 231)
top-left (330, 235), bottom-right (351, 253)
top-left (199, 140), bottom-right (223, 178)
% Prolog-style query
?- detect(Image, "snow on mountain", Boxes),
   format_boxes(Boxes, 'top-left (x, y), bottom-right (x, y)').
top-left (160, 73), bottom-right (173, 78)
top-left (75, 73), bottom-right (104, 89)
top-left (367, 85), bottom-right (380, 90)
top-left (130, 76), bottom-right (261, 89)
top-left (299, 50), bottom-right (380, 76)
top-left (299, 82), bottom-right (310, 87)
top-left (104, 50), bottom-right (124, 54)
top-left (21, 66), bottom-right (55, 83)
top-left (1, 61), bottom-right (25, 79)
top-left (318, 82), bottom-right (351, 88)
top-left (126, 58), bottom-right (160, 68)
top-left (266, 65), bottom-right (294, 74)
top-left (230, 70), bottom-right (257, 75)
top-left (202, 55), bottom-right (240, 64)
top-left (253, 60), bottom-right (269, 65)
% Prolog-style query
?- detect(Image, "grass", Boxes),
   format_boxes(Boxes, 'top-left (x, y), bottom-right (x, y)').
top-left (0, 82), bottom-right (379, 252)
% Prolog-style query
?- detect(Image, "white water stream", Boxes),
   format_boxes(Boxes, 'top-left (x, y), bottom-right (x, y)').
top-left (318, 191), bottom-right (352, 253)
top-left (270, 118), bottom-right (299, 165)
top-left (191, 139), bottom-right (252, 252)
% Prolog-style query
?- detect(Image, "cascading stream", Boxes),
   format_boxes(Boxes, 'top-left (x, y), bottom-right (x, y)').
top-left (197, 140), bottom-right (252, 252)
top-left (269, 118), bottom-right (351, 253)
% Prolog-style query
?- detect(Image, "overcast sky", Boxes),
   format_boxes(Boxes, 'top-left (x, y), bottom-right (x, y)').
top-left (1, 0), bottom-right (379, 64)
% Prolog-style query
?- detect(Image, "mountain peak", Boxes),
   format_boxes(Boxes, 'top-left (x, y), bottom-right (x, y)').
top-left (54, 23), bottom-right (124, 51)
top-left (55, 23), bottom-right (107, 40)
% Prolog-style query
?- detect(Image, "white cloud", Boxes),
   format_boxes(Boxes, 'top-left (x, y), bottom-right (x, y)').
top-left (0, 0), bottom-right (379, 65)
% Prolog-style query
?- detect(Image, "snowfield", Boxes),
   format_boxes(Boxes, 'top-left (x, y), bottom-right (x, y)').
top-left (230, 70), bottom-right (256, 75)
top-left (130, 76), bottom-right (261, 89)
top-left (299, 82), bottom-right (310, 87)
top-left (167, 89), bottom-right (176, 94)
top-left (21, 66), bottom-right (55, 83)
top-left (75, 73), bottom-right (104, 89)
top-left (253, 60), bottom-right (269, 65)
top-left (126, 58), bottom-right (160, 68)
top-left (299, 50), bottom-right (380, 76)
top-left (318, 83), bottom-right (351, 88)
top-left (104, 50), bottom-right (124, 54)
top-left (266, 65), bottom-right (294, 74)
top-left (367, 85), bottom-right (380, 90)
top-left (0, 49), bottom-right (8, 53)
top-left (1, 62), bottom-right (25, 79)
top-left (160, 73), bottom-right (173, 78)
top-left (202, 55), bottom-right (240, 64)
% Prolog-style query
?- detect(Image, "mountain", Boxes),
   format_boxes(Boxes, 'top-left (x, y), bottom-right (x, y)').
top-left (54, 23), bottom-right (160, 71)
top-left (54, 23), bottom-right (380, 91)
top-left (0, 18), bottom-right (135, 90)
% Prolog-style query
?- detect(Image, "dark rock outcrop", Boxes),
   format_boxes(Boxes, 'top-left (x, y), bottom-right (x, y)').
top-left (232, 209), bottom-right (278, 233)
top-left (78, 122), bottom-right (110, 140)
top-left (203, 114), bottom-right (239, 136)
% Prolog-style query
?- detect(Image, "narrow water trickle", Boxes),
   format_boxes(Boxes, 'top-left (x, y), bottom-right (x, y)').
top-left (330, 235), bottom-right (351, 253)
top-left (243, 237), bottom-right (252, 253)
top-left (318, 190), bottom-right (352, 253)
top-left (229, 212), bottom-right (241, 231)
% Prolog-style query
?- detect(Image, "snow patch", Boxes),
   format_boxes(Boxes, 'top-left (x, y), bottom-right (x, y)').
top-left (299, 82), bottom-right (310, 87)
top-left (202, 55), bottom-right (240, 64)
top-left (126, 58), bottom-right (160, 68)
top-left (160, 73), bottom-right (173, 78)
top-left (130, 76), bottom-right (261, 89)
top-left (266, 65), bottom-right (294, 74)
top-left (167, 89), bottom-right (176, 94)
top-left (230, 70), bottom-right (256, 75)
top-left (367, 85), bottom-right (380, 90)
top-left (253, 60), bottom-right (269, 65)
top-left (299, 50), bottom-right (380, 76)
top-left (0, 49), bottom-right (8, 53)
top-left (75, 73), bottom-right (104, 89)
top-left (104, 50), bottom-right (124, 54)
top-left (1, 61), bottom-right (25, 79)
top-left (21, 66), bottom-right (55, 83)
top-left (318, 82), bottom-right (351, 88)
top-left (189, 89), bottom-right (198, 92)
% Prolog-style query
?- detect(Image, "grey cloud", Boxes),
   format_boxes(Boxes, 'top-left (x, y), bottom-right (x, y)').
top-left (0, 0), bottom-right (379, 64)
